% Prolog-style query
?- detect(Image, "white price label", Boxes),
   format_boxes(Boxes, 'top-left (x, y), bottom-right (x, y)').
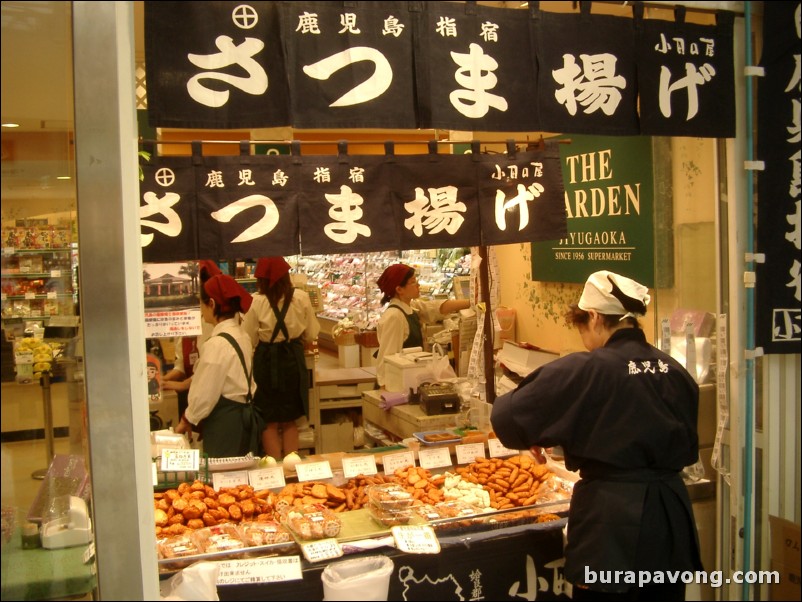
top-left (24, 292), bottom-right (36, 300)
top-left (3, 247), bottom-right (13, 256)
top-left (487, 438), bottom-right (518, 458)
top-left (391, 525), bottom-right (440, 554)
top-left (152, 462), bottom-right (158, 487)
top-left (417, 447), bottom-right (452, 470)
top-left (383, 451), bottom-right (416, 476)
top-left (212, 470), bottom-right (250, 490)
top-left (455, 442), bottom-right (485, 465)
top-left (300, 538), bottom-right (343, 563)
top-left (342, 455), bottom-right (378, 479)
top-left (160, 448), bottom-right (199, 472)
top-left (217, 556), bottom-right (303, 585)
top-left (50, 269), bottom-right (61, 278)
top-left (295, 460), bottom-right (333, 482)
top-left (248, 466), bottom-right (285, 490)
top-left (46, 292), bottom-right (57, 300)
top-left (1, 293), bottom-right (6, 301)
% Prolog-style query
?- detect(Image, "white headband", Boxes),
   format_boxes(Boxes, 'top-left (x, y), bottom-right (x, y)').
top-left (578, 270), bottom-right (651, 316)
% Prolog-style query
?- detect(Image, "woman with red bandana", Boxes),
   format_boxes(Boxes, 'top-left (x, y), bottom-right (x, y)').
top-left (242, 257), bottom-right (320, 458)
top-left (162, 260), bottom-right (221, 418)
top-left (175, 274), bottom-right (262, 458)
top-left (375, 263), bottom-right (470, 389)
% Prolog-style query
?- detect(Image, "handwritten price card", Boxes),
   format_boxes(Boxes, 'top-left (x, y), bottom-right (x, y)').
top-left (417, 447), bottom-right (452, 470)
top-left (391, 525), bottom-right (440, 554)
top-left (248, 466), bottom-right (286, 490)
top-left (295, 460), bottom-right (333, 482)
top-left (160, 448), bottom-right (199, 471)
top-left (300, 538), bottom-right (343, 563)
top-left (217, 556), bottom-right (302, 585)
top-left (212, 470), bottom-right (249, 490)
top-left (383, 451), bottom-right (415, 476)
top-left (341, 455), bottom-right (378, 479)
top-left (455, 442), bottom-right (486, 465)
top-left (487, 438), bottom-right (518, 458)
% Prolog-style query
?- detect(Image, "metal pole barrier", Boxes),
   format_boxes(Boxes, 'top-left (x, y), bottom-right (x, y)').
top-left (31, 371), bottom-right (55, 480)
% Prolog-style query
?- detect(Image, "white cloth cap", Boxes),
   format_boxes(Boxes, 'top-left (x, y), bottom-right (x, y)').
top-left (578, 270), bottom-right (651, 316)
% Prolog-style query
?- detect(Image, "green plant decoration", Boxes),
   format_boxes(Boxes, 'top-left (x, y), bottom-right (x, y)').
top-left (138, 150), bottom-right (151, 181)
top-left (516, 243), bottom-right (581, 326)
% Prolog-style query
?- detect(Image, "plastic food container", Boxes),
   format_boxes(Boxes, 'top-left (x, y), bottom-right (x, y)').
top-left (238, 520), bottom-right (292, 546)
top-left (367, 502), bottom-right (413, 527)
top-left (282, 504), bottom-right (342, 540)
top-left (366, 483), bottom-right (413, 511)
top-left (157, 533), bottom-right (203, 567)
top-left (192, 523), bottom-right (247, 553)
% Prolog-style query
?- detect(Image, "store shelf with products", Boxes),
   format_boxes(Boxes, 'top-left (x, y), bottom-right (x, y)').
top-left (1, 232), bottom-right (78, 336)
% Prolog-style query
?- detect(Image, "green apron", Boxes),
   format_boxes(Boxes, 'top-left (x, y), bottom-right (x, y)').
top-left (200, 332), bottom-right (263, 458)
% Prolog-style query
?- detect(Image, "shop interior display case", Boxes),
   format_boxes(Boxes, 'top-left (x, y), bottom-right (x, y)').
top-left (290, 249), bottom-right (470, 349)
top-left (1, 221), bottom-right (78, 381)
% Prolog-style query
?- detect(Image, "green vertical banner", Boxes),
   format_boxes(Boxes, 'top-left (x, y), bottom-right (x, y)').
top-left (531, 135), bottom-right (655, 287)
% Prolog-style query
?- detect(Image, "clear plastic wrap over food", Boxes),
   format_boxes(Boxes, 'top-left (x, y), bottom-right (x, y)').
top-left (157, 533), bottom-right (203, 567)
top-left (238, 520), bottom-right (292, 546)
top-left (365, 483), bottom-right (414, 511)
top-left (281, 504), bottom-right (342, 540)
top-left (367, 502), bottom-right (413, 527)
top-left (192, 523), bottom-right (247, 553)
top-left (413, 500), bottom-right (485, 530)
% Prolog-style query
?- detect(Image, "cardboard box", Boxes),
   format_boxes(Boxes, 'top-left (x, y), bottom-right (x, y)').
top-left (769, 515), bottom-right (801, 601)
top-left (319, 422), bottom-right (354, 454)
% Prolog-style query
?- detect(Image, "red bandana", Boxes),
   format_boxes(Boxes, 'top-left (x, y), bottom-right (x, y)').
top-left (378, 263), bottom-right (413, 298)
top-left (254, 257), bottom-right (291, 287)
top-left (204, 274), bottom-right (252, 314)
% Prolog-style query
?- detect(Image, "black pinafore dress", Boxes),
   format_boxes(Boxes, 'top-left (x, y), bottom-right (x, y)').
top-left (253, 290), bottom-right (309, 423)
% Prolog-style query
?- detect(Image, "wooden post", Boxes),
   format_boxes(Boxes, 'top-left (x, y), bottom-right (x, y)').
top-left (477, 246), bottom-right (496, 404)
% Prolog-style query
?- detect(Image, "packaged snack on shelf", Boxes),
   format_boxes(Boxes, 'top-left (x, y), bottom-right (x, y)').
top-left (367, 502), bottom-right (413, 527)
top-left (157, 533), bottom-right (203, 568)
top-left (282, 504), bottom-right (341, 540)
top-left (238, 521), bottom-right (292, 547)
top-left (192, 523), bottom-right (247, 554)
top-left (366, 483), bottom-right (413, 511)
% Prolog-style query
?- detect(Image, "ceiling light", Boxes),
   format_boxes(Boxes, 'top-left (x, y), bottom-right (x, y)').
top-left (56, 176), bottom-right (71, 180)
top-left (2, 123), bottom-right (20, 128)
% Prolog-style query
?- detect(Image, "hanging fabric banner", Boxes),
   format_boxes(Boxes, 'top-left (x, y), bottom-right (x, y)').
top-left (143, 1), bottom-right (737, 138)
top-left (390, 153), bottom-right (482, 251)
top-left (755, 2), bottom-right (801, 353)
top-left (140, 156), bottom-right (199, 263)
top-left (533, 3), bottom-right (640, 136)
top-left (413, 1), bottom-right (539, 132)
top-left (476, 142), bottom-right (567, 246)
top-left (636, 7), bottom-right (735, 138)
top-left (144, 1), bottom-right (291, 129)
top-left (279, 1), bottom-right (417, 129)
top-left (297, 154), bottom-right (399, 255)
top-left (139, 148), bottom-right (568, 260)
top-left (195, 154), bottom-right (301, 259)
